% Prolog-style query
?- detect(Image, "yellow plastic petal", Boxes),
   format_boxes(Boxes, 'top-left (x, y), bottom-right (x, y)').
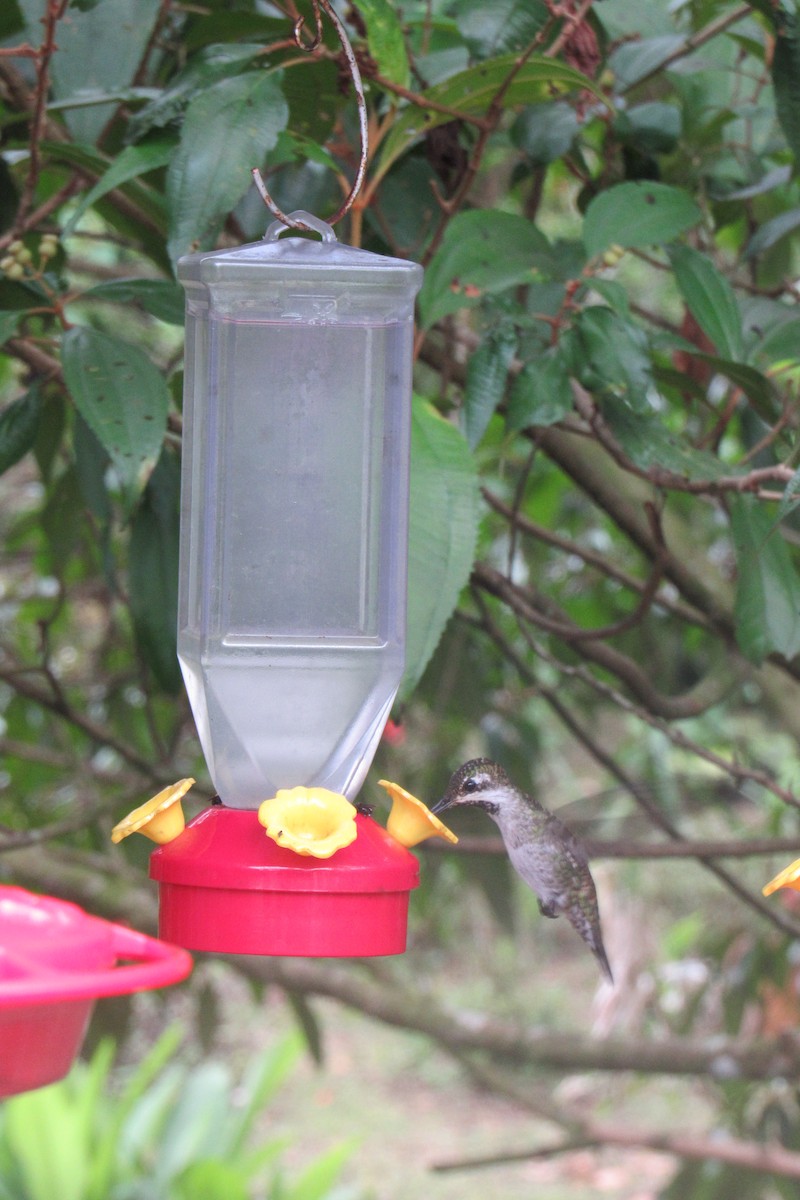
top-left (111, 778), bottom-right (193, 845)
top-left (378, 779), bottom-right (458, 848)
top-left (258, 787), bottom-right (357, 859)
top-left (763, 857), bottom-right (800, 896)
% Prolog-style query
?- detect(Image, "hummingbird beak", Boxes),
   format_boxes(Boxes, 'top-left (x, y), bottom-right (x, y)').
top-left (430, 795), bottom-right (452, 816)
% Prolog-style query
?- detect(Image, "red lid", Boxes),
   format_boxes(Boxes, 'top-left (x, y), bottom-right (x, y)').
top-left (0, 888), bottom-right (114, 974)
top-left (149, 807), bottom-right (420, 893)
top-left (0, 886), bottom-right (192, 1007)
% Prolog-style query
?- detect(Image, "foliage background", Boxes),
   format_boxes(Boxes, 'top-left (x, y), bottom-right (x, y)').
top-left (4, 0), bottom-right (800, 1195)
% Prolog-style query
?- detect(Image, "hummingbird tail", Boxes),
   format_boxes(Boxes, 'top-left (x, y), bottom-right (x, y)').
top-left (594, 939), bottom-right (614, 985)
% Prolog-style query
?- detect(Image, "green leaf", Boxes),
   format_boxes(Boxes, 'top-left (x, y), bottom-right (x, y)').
top-left (572, 306), bottom-right (652, 411)
top-left (0, 310), bottom-right (23, 345)
top-left (614, 102), bottom-right (681, 156)
top-left (599, 402), bottom-right (730, 481)
top-left (402, 397), bottom-right (481, 698)
top-left (462, 326), bottom-right (517, 448)
top-left (506, 347), bottom-right (574, 430)
top-left (42, 0), bottom-right (162, 144)
top-left (730, 495), bottom-right (800, 664)
top-left (41, 141), bottom-right (168, 233)
top-left (0, 0), bottom-right (23, 39)
top-left (61, 326), bottom-right (169, 506)
top-left (63, 138), bottom-right (176, 235)
top-left (583, 182), bottom-right (702, 258)
top-left (511, 101), bottom-right (580, 166)
top-left (377, 54), bottom-right (608, 181)
top-left (0, 386), bottom-right (41, 475)
top-left (608, 34), bottom-right (684, 90)
top-left (771, 7), bottom-right (800, 163)
top-left (166, 71), bottom-right (288, 262)
top-left (690, 354), bottom-right (780, 423)
top-left (284, 1140), bottom-right (358, 1200)
top-left (744, 207), bottom-right (800, 259)
top-left (173, 1161), bottom-right (249, 1200)
top-left (353, 0), bottom-right (410, 87)
top-left (776, 465), bottom-right (800, 525)
top-left (127, 43), bottom-right (266, 141)
top-left (754, 317), bottom-right (800, 366)
top-left (129, 449), bottom-right (181, 693)
top-left (41, 467), bottom-right (85, 574)
top-left (284, 991), bottom-right (325, 1067)
top-left (82, 278), bottom-right (185, 325)
top-left (418, 209), bottom-right (551, 327)
top-left (453, 0), bottom-right (550, 59)
top-left (669, 244), bottom-right (743, 361)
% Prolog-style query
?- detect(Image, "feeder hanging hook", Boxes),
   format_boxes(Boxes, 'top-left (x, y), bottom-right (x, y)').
top-left (251, 0), bottom-right (368, 233)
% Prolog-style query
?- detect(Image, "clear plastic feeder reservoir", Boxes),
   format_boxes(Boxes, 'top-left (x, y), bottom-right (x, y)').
top-left (177, 214), bottom-right (423, 807)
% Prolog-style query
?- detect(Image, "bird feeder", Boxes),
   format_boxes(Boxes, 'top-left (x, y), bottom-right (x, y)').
top-left (0, 886), bottom-right (191, 1097)
top-left (147, 207), bottom-right (423, 956)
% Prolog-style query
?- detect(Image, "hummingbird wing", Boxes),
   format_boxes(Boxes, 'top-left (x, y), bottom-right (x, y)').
top-left (506, 812), bottom-right (613, 983)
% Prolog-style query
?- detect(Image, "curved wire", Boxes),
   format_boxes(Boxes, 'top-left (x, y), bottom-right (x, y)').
top-left (251, 0), bottom-right (368, 233)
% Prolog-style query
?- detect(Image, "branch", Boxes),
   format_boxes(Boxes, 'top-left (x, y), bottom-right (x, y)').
top-left (422, 833), bottom-right (800, 861)
top-left (473, 561), bottom-right (727, 721)
top-left (433, 1123), bottom-right (800, 1182)
top-left (622, 3), bottom-right (752, 94)
top-left (241, 956), bottom-right (800, 1081)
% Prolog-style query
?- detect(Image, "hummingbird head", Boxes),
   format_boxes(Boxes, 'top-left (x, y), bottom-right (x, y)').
top-left (431, 758), bottom-right (514, 818)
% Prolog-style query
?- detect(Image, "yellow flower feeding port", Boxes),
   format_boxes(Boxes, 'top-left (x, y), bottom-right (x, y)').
top-left (763, 858), bottom-right (800, 897)
top-left (111, 779), bottom-right (194, 846)
top-left (378, 780), bottom-right (459, 848)
top-left (257, 788), bottom-right (358, 859)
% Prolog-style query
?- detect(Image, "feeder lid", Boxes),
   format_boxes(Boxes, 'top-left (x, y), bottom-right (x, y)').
top-left (178, 210), bottom-right (424, 289)
top-left (0, 887), bottom-right (115, 975)
top-left (150, 807), bottom-right (420, 894)
top-left (0, 886), bottom-right (192, 1007)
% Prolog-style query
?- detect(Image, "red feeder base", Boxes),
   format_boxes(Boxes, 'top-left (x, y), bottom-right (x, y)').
top-left (0, 887), bottom-right (191, 1098)
top-left (150, 807), bottom-right (420, 957)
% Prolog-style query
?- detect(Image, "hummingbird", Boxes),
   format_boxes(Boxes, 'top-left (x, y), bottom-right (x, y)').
top-left (432, 758), bottom-right (613, 983)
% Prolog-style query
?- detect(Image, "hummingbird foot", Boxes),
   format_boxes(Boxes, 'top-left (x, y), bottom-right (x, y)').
top-left (538, 899), bottom-right (559, 919)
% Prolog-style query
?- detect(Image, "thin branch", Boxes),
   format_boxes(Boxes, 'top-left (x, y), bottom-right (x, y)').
top-left (422, 833), bottom-right (800, 861)
top-left (622, 3), bottom-right (753, 94)
top-left (481, 487), bottom-right (711, 630)
top-left (473, 561), bottom-right (728, 721)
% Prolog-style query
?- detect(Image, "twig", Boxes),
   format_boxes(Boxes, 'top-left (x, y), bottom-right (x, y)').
top-left (421, 832), bottom-right (800, 861)
top-left (622, 3), bottom-right (752, 94)
top-left (16, 0), bottom-right (70, 230)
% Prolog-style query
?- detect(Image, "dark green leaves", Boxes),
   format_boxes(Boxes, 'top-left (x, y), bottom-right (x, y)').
top-left (64, 139), bottom-right (177, 236)
top-left (377, 54), bottom-right (607, 181)
top-left (731, 496), bottom-right (800, 664)
top-left (82, 279), bottom-right (185, 325)
top-left (771, 5), bottom-right (800, 163)
top-left (129, 450), bottom-right (182, 693)
top-left (507, 348), bottom-right (574, 431)
top-left (583, 182), bottom-right (702, 257)
top-left (0, 386), bottom-right (42, 477)
top-left (419, 210), bottom-right (551, 327)
top-left (402, 397), bottom-right (481, 698)
top-left (572, 306), bottom-right (652, 411)
top-left (166, 72), bottom-right (288, 261)
top-left (61, 327), bottom-right (169, 506)
top-left (353, 0), bottom-right (410, 87)
top-left (669, 244), bottom-right (743, 361)
top-left (463, 327), bottom-right (517, 448)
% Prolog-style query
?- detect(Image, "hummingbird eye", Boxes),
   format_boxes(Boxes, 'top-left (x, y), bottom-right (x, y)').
top-left (462, 777), bottom-right (480, 794)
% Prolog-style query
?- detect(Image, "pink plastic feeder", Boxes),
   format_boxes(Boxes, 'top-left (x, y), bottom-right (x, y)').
top-left (0, 886), bottom-right (192, 1098)
top-left (151, 807), bottom-right (419, 957)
